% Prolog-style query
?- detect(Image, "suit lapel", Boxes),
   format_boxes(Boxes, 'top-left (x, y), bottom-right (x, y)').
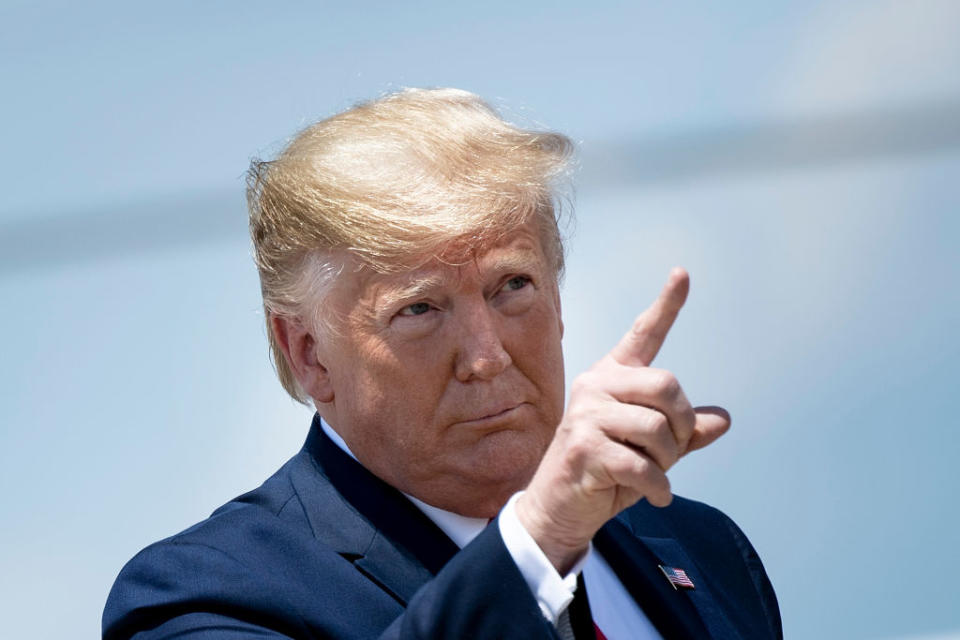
top-left (598, 509), bottom-right (744, 640)
top-left (292, 416), bottom-right (461, 605)
top-left (635, 536), bottom-right (740, 640)
top-left (596, 519), bottom-right (709, 640)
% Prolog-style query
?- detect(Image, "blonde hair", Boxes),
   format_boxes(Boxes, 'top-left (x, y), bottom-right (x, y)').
top-left (247, 88), bottom-right (574, 403)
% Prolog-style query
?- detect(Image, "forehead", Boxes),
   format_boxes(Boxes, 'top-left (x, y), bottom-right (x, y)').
top-left (346, 226), bottom-right (550, 303)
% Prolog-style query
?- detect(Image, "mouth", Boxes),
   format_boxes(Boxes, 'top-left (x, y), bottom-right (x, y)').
top-left (455, 402), bottom-right (526, 427)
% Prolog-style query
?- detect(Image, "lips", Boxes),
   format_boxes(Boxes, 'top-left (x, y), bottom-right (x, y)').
top-left (456, 401), bottom-right (526, 425)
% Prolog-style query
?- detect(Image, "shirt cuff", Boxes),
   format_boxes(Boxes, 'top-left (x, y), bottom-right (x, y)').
top-left (497, 491), bottom-right (592, 624)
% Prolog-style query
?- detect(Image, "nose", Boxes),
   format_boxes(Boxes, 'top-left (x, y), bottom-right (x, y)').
top-left (454, 303), bottom-right (512, 382)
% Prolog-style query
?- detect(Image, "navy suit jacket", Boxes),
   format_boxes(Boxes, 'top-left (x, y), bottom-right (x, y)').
top-left (104, 415), bottom-right (782, 639)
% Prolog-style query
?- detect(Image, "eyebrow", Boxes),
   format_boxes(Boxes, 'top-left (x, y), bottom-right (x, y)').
top-left (483, 247), bottom-right (542, 275)
top-left (368, 245), bottom-right (545, 311)
top-left (374, 274), bottom-right (449, 310)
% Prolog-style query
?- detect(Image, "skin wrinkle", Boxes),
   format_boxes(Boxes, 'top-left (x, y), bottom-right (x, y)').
top-left (364, 246), bottom-right (546, 320)
top-left (310, 222), bottom-right (564, 517)
top-left (247, 89), bottom-right (572, 402)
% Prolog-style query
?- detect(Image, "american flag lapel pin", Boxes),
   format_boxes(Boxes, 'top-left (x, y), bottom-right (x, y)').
top-left (658, 565), bottom-right (695, 590)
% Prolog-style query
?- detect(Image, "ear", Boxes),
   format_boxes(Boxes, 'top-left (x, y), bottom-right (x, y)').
top-left (269, 314), bottom-right (335, 403)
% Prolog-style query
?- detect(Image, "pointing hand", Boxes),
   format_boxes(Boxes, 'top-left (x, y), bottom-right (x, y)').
top-left (516, 268), bottom-right (731, 573)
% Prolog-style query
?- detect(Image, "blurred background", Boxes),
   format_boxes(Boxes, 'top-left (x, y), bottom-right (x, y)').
top-left (2, 1), bottom-right (958, 637)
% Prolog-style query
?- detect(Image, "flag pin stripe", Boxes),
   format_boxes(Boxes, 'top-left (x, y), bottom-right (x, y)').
top-left (658, 564), bottom-right (695, 590)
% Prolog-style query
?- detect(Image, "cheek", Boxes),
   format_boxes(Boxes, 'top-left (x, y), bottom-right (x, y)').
top-left (512, 305), bottom-right (565, 414)
top-left (540, 340), bottom-right (566, 424)
top-left (351, 343), bottom-right (448, 421)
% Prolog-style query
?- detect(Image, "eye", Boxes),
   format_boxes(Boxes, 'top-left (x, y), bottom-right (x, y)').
top-left (501, 275), bottom-right (532, 292)
top-left (397, 301), bottom-right (433, 317)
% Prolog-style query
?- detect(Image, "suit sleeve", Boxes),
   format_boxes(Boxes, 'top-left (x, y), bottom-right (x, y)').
top-left (104, 524), bottom-right (558, 640)
top-left (379, 522), bottom-right (560, 640)
top-left (103, 541), bottom-right (317, 639)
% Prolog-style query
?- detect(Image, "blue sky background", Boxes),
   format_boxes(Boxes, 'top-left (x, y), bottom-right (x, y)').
top-left (1, 2), bottom-right (958, 638)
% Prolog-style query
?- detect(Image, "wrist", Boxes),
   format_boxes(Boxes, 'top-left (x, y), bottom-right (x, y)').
top-left (515, 491), bottom-right (590, 574)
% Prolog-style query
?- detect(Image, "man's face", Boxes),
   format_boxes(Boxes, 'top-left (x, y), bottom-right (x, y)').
top-left (314, 221), bottom-right (565, 517)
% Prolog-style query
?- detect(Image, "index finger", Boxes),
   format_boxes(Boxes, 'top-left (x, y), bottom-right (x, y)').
top-left (609, 267), bottom-right (689, 367)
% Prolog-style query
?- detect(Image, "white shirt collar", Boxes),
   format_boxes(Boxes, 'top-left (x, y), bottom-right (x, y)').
top-left (318, 416), bottom-right (488, 548)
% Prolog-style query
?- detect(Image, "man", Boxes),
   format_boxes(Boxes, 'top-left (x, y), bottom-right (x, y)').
top-left (104, 88), bottom-right (781, 639)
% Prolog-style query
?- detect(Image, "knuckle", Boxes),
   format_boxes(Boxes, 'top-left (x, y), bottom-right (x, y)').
top-left (565, 398), bottom-right (601, 427)
top-left (652, 370), bottom-right (680, 397)
top-left (570, 371), bottom-right (597, 396)
top-left (600, 443), bottom-right (632, 473)
top-left (630, 317), bottom-right (649, 339)
top-left (629, 310), bottom-right (648, 332)
top-left (647, 411), bottom-right (670, 434)
top-left (628, 459), bottom-right (645, 480)
top-left (562, 429), bottom-right (597, 465)
top-left (661, 445), bottom-right (680, 471)
top-left (680, 408), bottom-right (697, 436)
top-left (612, 451), bottom-right (644, 478)
top-left (629, 453), bottom-right (654, 479)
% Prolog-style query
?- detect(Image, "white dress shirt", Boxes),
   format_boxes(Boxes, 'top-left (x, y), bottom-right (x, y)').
top-left (319, 417), bottom-right (662, 640)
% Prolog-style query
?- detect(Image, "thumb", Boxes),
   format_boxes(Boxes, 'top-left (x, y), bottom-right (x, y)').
top-left (684, 406), bottom-right (731, 454)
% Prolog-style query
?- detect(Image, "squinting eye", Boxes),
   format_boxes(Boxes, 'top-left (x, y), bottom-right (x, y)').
top-left (502, 276), bottom-right (531, 292)
top-left (398, 302), bottom-right (432, 317)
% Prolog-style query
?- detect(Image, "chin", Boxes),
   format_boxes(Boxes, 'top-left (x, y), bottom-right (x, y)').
top-left (466, 431), bottom-right (546, 488)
